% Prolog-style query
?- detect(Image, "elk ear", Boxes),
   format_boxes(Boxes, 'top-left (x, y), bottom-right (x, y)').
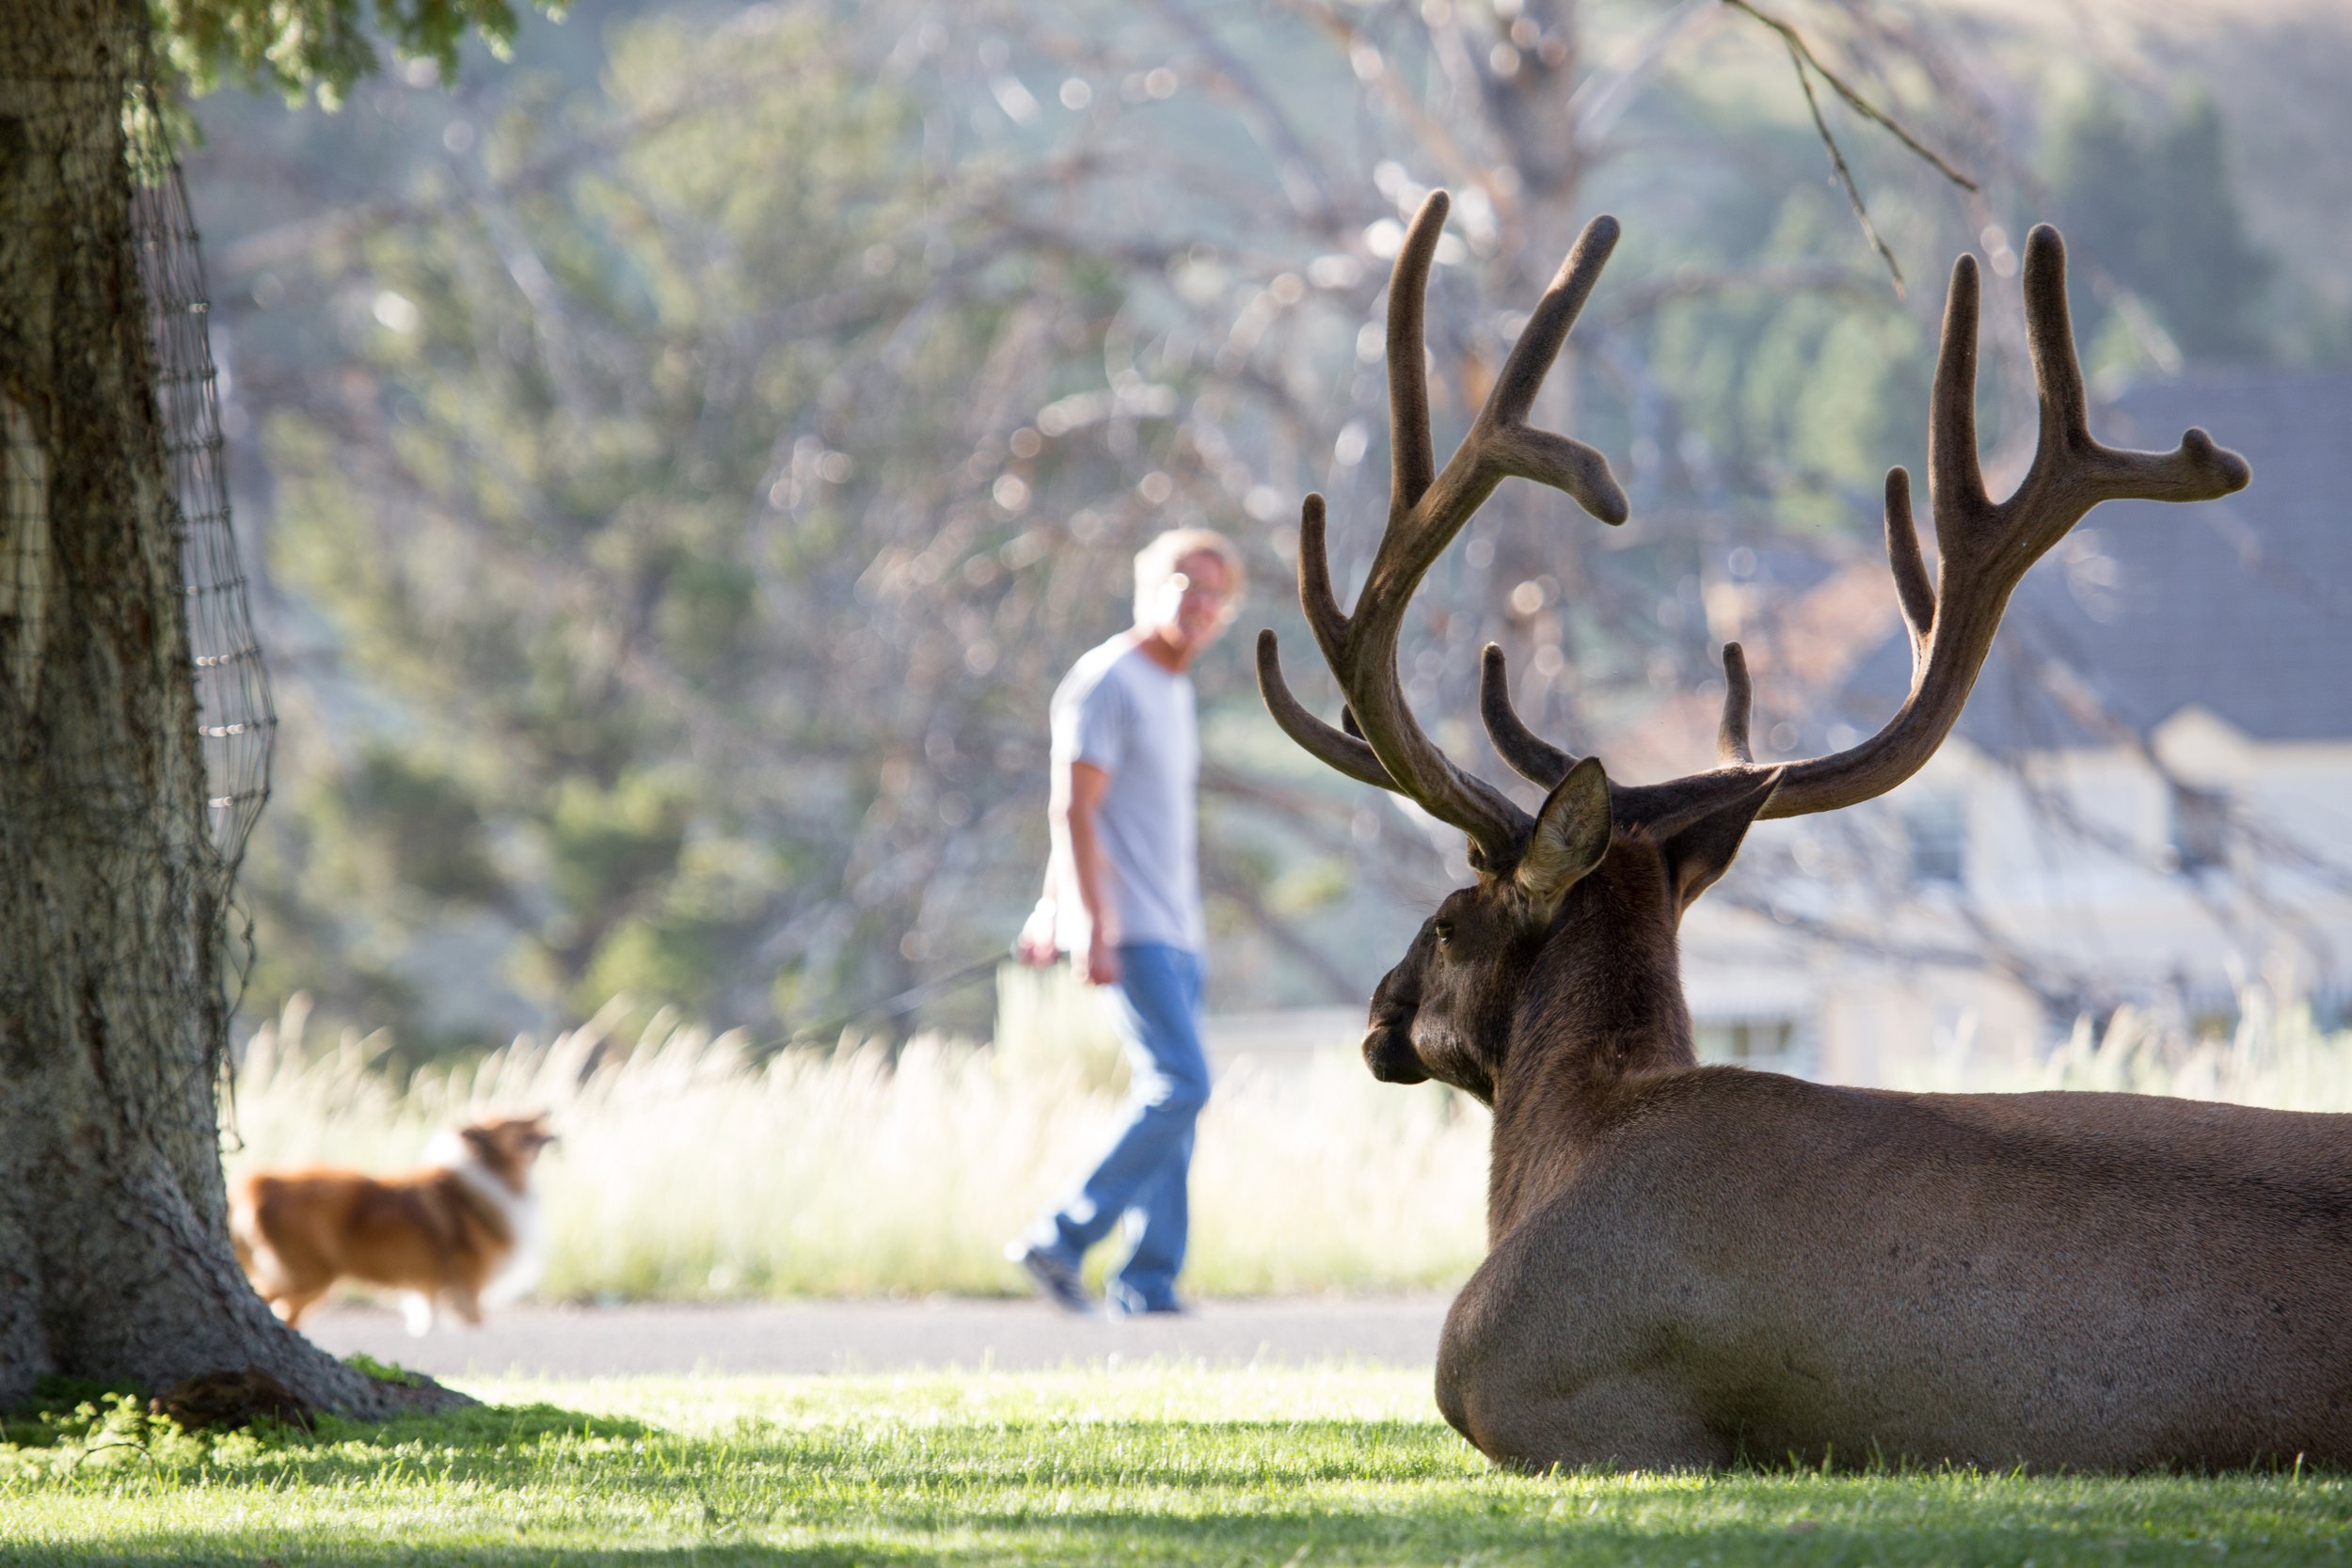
top-left (1659, 768), bottom-right (1783, 913)
top-left (1515, 756), bottom-right (1612, 914)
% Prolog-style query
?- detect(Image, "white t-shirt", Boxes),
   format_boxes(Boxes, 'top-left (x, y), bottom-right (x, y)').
top-left (1049, 633), bottom-right (1205, 954)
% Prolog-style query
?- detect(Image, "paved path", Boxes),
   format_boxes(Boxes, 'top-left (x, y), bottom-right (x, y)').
top-left (300, 1297), bottom-right (1453, 1379)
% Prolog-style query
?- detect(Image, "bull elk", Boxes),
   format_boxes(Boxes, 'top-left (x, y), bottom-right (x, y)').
top-left (1256, 193), bottom-right (2352, 1472)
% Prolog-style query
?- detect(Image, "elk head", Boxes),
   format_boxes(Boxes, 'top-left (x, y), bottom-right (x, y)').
top-left (1259, 194), bottom-right (2249, 1103)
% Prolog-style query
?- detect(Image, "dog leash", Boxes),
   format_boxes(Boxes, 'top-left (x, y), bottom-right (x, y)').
top-left (784, 951), bottom-right (1007, 1046)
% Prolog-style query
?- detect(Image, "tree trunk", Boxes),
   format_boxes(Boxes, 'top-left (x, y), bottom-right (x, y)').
top-left (0, 0), bottom-right (453, 1417)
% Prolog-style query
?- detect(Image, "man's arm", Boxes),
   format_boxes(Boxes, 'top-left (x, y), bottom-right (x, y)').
top-left (1058, 762), bottom-right (1119, 985)
top-left (1016, 759), bottom-right (1119, 984)
top-left (1014, 837), bottom-right (1066, 966)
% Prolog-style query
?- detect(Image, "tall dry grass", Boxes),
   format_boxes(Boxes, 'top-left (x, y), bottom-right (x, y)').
top-left (227, 982), bottom-right (2352, 1303)
top-left (1881, 988), bottom-right (2352, 1109)
top-left (227, 990), bottom-right (1490, 1301)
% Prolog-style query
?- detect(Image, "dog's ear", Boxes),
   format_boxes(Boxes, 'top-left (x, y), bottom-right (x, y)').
top-left (460, 1125), bottom-right (499, 1159)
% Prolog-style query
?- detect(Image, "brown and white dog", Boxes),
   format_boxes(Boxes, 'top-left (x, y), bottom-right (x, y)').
top-left (230, 1114), bottom-right (556, 1336)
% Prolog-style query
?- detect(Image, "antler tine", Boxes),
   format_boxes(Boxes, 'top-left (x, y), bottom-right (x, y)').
top-left (1387, 194), bottom-right (1447, 517)
top-left (2024, 225), bottom-right (2090, 471)
top-left (1740, 222), bottom-right (2249, 823)
top-left (1480, 643), bottom-right (1577, 787)
top-left (1716, 642), bottom-right (1755, 767)
top-left (1927, 252), bottom-right (1992, 537)
top-left (1883, 467), bottom-right (1934, 655)
top-left (1253, 494), bottom-right (1390, 792)
top-left (1255, 629), bottom-right (1399, 793)
top-left (1296, 493), bottom-right (1350, 673)
top-left (1491, 218), bottom-right (1621, 425)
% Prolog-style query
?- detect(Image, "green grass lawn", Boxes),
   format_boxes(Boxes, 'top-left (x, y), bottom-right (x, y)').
top-left (4, 1365), bottom-right (2348, 1565)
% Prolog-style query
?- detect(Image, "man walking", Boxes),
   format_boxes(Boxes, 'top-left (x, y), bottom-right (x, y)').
top-left (1009, 528), bottom-right (1244, 1316)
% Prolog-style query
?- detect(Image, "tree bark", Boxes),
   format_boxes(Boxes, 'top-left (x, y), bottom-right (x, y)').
top-left (0, 0), bottom-right (454, 1417)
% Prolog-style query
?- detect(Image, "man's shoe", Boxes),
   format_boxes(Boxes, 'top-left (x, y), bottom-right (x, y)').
top-left (1007, 1242), bottom-right (1095, 1316)
top-left (1106, 1284), bottom-right (1186, 1317)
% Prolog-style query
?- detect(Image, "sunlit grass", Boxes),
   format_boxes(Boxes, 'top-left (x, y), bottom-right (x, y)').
top-left (225, 982), bottom-right (2352, 1305)
top-left (5, 1367), bottom-right (2349, 1566)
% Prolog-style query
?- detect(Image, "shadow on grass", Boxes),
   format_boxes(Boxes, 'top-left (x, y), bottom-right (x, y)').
top-left (13, 1504), bottom-right (2348, 1568)
top-left (9, 1403), bottom-right (2351, 1567)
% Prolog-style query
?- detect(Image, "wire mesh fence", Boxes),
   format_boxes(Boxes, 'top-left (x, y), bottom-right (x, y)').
top-left (0, 392), bottom-right (49, 716)
top-left (127, 83), bottom-right (277, 880)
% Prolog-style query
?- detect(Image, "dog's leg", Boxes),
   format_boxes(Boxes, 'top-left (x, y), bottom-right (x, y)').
top-left (399, 1291), bottom-right (437, 1337)
top-left (446, 1287), bottom-right (485, 1327)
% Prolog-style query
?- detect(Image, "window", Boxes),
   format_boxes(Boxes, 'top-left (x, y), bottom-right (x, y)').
top-left (2170, 784), bottom-right (2230, 874)
top-left (1904, 795), bottom-right (1968, 888)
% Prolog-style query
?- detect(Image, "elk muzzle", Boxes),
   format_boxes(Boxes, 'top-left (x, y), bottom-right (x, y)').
top-left (1362, 1011), bottom-right (1431, 1084)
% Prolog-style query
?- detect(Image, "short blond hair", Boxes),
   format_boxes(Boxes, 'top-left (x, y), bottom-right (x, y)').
top-left (1133, 528), bottom-right (1247, 622)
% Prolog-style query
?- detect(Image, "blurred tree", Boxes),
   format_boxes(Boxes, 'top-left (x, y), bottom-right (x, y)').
top-left (246, 9), bottom-right (1163, 1039)
top-left (0, 0), bottom-right (553, 1417)
top-left (227, 0), bottom-right (2314, 1059)
top-left (157, 0), bottom-right (542, 104)
top-left (206, 0), bottom-right (2005, 1048)
top-left (2047, 87), bottom-right (2275, 363)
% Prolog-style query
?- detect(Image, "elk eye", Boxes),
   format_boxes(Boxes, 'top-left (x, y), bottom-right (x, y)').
top-left (1432, 921), bottom-right (1454, 947)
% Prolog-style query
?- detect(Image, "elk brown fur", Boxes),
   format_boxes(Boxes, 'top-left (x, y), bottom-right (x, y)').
top-left (1256, 193), bottom-right (2352, 1472)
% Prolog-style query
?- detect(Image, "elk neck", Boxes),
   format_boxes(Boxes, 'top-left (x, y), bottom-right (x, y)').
top-left (1485, 841), bottom-right (1695, 1239)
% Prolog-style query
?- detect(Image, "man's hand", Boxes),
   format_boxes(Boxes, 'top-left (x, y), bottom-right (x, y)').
top-left (1084, 932), bottom-right (1120, 987)
top-left (1015, 901), bottom-right (1059, 968)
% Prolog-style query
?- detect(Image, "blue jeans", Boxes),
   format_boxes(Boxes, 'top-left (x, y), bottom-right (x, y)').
top-left (1032, 943), bottom-right (1208, 1312)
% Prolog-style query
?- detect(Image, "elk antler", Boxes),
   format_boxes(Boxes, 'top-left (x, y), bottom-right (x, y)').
top-left (1481, 642), bottom-right (1580, 785)
top-left (1759, 226), bottom-right (2249, 818)
top-left (1478, 223), bottom-right (2250, 830)
top-left (1257, 192), bottom-right (1629, 868)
